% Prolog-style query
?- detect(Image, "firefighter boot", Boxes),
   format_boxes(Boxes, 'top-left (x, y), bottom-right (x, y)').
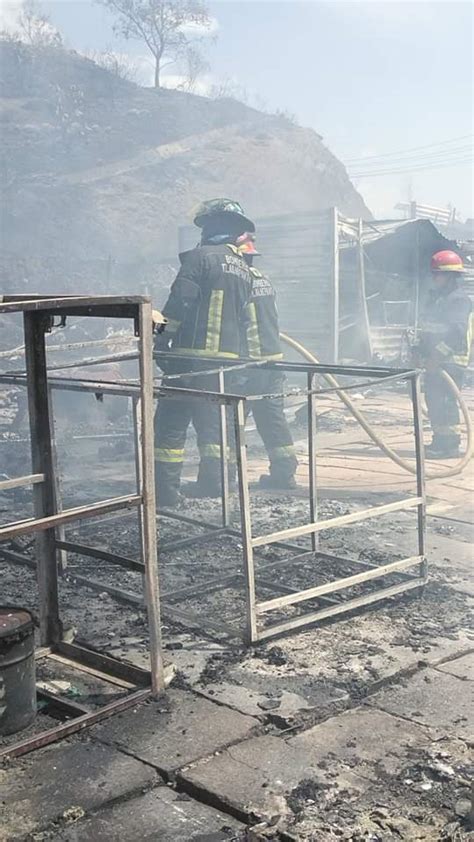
top-left (425, 434), bottom-right (460, 459)
top-left (425, 433), bottom-right (442, 456)
top-left (258, 464), bottom-right (297, 490)
top-left (184, 458), bottom-right (222, 498)
top-left (155, 463), bottom-right (182, 508)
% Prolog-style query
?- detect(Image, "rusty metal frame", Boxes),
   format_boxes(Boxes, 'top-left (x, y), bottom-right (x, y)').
top-left (154, 358), bottom-right (426, 644)
top-left (1, 322), bottom-right (426, 651)
top-left (232, 364), bottom-right (426, 643)
top-left (0, 295), bottom-right (166, 758)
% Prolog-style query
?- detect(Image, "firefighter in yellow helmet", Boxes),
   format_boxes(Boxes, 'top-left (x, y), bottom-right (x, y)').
top-left (418, 250), bottom-right (472, 458)
top-left (154, 199), bottom-right (253, 507)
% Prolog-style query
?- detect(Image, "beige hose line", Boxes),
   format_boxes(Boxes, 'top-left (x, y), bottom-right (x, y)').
top-left (280, 332), bottom-right (473, 481)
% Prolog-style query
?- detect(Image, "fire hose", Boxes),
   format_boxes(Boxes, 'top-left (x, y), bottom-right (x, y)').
top-left (280, 332), bottom-right (473, 480)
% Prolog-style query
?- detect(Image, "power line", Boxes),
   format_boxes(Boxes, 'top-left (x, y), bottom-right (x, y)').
top-left (344, 134), bottom-right (473, 164)
top-left (347, 146), bottom-right (473, 172)
top-left (349, 148), bottom-right (473, 173)
top-left (350, 156), bottom-right (473, 178)
top-left (350, 153), bottom-right (473, 177)
top-left (349, 144), bottom-right (472, 166)
top-left (345, 135), bottom-right (473, 164)
top-left (351, 159), bottom-right (472, 178)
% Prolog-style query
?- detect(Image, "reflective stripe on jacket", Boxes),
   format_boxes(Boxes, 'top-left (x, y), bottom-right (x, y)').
top-left (159, 244), bottom-right (252, 360)
top-left (421, 282), bottom-right (473, 367)
top-left (245, 267), bottom-right (283, 361)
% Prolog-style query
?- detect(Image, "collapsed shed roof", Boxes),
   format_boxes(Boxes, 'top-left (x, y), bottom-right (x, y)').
top-left (340, 217), bottom-right (457, 278)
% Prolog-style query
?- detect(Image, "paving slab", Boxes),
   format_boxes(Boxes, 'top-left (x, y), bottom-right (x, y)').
top-left (424, 633), bottom-right (474, 665)
top-left (92, 689), bottom-right (259, 775)
top-left (195, 682), bottom-right (314, 718)
top-left (428, 507), bottom-right (474, 535)
top-left (290, 706), bottom-right (430, 777)
top-left (179, 706), bottom-right (446, 825)
top-left (0, 740), bottom-right (158, 841)
top-left (427, 533), bottom-right (474, 597)
top-left (367, 668), bottom-right (474, 738)
top-left (179, 732), bottom-right (370, 821)
top-left (233, 615), bottom-right (472, 709)
top-left (436, 651), bottom-right (474, 681)
top-left (52, 785), bottom-right (244, 841)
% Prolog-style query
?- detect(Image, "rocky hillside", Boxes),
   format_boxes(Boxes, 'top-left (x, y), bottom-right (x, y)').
top-left (0, 41), bottom-right (370, 293)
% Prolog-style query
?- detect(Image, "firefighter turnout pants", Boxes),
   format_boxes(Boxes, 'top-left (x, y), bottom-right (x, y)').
top-left (245, 370), bottom-right (297, 480)
top-left (424, 364), bottom-right (465, 446)
top-left (154, 373), bottom-right (222, 503)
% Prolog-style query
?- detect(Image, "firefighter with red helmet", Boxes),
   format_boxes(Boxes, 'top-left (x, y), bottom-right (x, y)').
top-left (419, 249), bottom-right (472, 458)
top-left (154, 199), bottom-right (253, 506)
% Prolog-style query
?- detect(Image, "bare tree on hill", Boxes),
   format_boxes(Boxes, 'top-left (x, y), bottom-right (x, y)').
top-left (14, 0), bottom-right (63, 47)
top-left (86, 47), bottom-right (138, 82)
top-left (178, 43), bottom-right (209, 92)
top-left (96, 0), bottom-right (213, 88)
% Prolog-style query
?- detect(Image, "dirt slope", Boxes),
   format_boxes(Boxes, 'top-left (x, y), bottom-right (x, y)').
top-left (0, 40), bottom-right (370, 287)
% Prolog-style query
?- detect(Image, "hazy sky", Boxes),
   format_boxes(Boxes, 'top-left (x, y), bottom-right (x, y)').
top-left (4, 0), bottom-right (474, 218)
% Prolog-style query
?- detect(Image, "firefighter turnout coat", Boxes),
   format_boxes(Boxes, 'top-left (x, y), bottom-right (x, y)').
top-left (242, 266), bottom-right (297, 480)
top-left (162, 244), bottom-right (253, 361)
top-left (420, 280), bottom-right (473, 368)
top-left (246, 266), bottom-right (284, 361)
top-left (421, 279), bottom-right (472, 446)
top-left (154, 242), bottom-right (253, 501)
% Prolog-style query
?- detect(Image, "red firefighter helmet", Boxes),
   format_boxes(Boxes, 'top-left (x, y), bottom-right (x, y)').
top-left (236, 232), bottom-right (260, 255)
top-left (430, 250), bottom-right (464, 273)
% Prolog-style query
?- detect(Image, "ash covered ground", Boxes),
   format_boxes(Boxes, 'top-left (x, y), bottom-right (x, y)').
top-left (2, 489), bottom-right (473, 839)
top-left (1, 392), bottom-right (473, 840)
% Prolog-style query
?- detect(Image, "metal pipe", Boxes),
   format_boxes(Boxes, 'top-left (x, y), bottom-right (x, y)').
top-left (331, 206), bottom-right (340, 363)
top-left (48, 385), bottom-right (68, 573)
top-left (132, 397), bottom-right (145, 565)
top-left (24, 312), bottom-right (61, 645)
top-left (137, 300), bottom-right (164, 696)
top-left (218, 368), bottom-right (231, 527)
top-left (256, 555), bottom-right (423, 613)
top-left (307, 371), bottom-right (318, 552)
top-left (411, 374), bottom-right (427, 580)
top-left (251, 497), bottom-right (423, 548)
top-left (0, 474), bottom-right (44, 492)
top-left (55, 540), bottom-right (145, 573)
top-left (0, 689), bottom-right (151, 760)
top-left (234, 399), bottom-right (258, 644)
top-left (0, 494), bottom-right (141, 540)
top-left (256, 579), bottom-right (422, 642)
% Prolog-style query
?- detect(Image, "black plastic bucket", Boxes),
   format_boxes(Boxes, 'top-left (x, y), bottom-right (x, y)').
top-left (0, 606), bottom-right (36, 736)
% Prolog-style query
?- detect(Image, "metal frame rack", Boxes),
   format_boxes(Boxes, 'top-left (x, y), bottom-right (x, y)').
top-left (1, 335), bottom-right (427, 651)
top-left (152, 356), bottom-right (427, 645)
top-left (0, 295), bottom-right (166, 758)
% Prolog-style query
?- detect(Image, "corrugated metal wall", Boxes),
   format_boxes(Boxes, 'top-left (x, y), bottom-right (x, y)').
top-left (179, 208), bottom-right (339, 363)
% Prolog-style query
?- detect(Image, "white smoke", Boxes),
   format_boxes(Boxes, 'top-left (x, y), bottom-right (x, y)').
top-left (0, 0), bottom-right (23, 31)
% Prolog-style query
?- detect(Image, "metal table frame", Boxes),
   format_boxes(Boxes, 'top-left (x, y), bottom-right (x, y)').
top-left (0, 295), bottom-right (166, 758)
top-left (218, 359), bottom-right (426, 644)
top-left (155, 356), bottom-right (426, 643)
top-left (1, 335), bottom-right (427, 649)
